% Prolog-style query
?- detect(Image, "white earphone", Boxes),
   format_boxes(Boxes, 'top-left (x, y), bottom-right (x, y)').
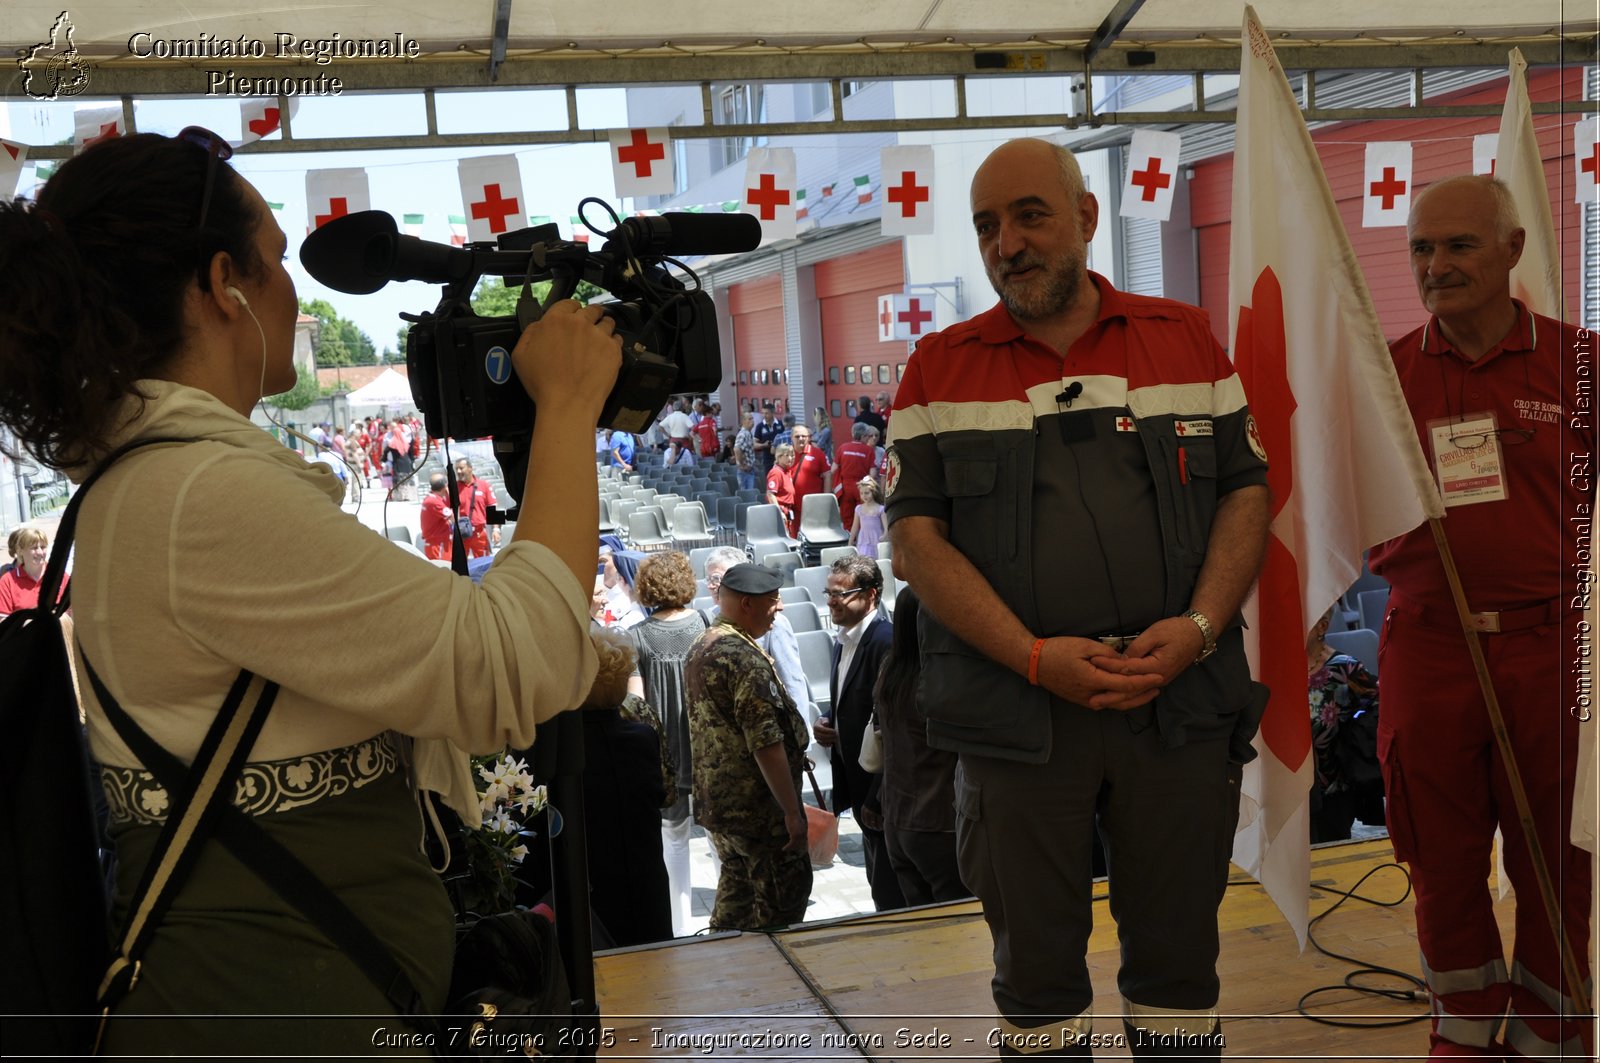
top-left (225, 285), bottom-right (249, 307)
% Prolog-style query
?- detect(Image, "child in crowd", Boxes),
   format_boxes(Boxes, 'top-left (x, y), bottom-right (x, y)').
top-left (850, 479), bottom-right (885, 558)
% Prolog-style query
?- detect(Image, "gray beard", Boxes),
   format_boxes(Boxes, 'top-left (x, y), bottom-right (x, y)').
top-left (989, 254), bottom-right (1083, 322)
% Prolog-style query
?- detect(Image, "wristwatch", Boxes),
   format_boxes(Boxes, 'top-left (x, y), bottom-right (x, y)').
top-left (1184, 610), bottom-right (1217, 662)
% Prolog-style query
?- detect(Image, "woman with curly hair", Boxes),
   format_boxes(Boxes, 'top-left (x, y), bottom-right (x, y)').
top-left (627, 550), bottom-right (709, 936)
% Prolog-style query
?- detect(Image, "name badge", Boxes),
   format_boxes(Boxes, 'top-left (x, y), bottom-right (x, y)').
top-left (1428, 412), bottom-right (1508, 508)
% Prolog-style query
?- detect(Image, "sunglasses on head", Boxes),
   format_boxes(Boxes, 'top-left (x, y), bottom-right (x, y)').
top-left (175, 126), bottom-right (233, 231)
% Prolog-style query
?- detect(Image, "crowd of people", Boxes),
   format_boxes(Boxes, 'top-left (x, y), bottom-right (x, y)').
top-left (0, 123), bottom-right (1588, 1062)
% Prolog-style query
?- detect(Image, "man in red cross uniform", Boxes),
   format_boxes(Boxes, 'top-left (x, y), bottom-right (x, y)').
top-left (833, 421), bottom-right (878, 531)
top-left (1370, 175), bottom-right (1592, 1060)
top-left (454, 459), bottom-right (500, 559)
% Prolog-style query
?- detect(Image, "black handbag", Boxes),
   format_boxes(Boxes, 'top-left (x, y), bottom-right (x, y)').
top-left (446, 908), bottom-right (575, 1057)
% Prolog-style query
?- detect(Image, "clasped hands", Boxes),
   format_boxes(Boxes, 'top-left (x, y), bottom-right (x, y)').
top-left (1033, 616), bottom-right (1207, 711)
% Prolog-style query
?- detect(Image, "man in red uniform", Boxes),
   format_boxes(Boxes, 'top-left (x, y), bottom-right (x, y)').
top-left (789, 424), bottom-right (832, 514)
top-left (834, 421), bottom-right (878, 531)
top-left (418, 474), bottom-right (454, 561)
top-left (454, 459), bottom-right (500, 559)
top-left (1369, 174), bottom-right (1592, 1060)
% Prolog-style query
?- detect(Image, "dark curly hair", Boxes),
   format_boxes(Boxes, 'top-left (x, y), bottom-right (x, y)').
top-left (0, 132), bottom-right (265, 470)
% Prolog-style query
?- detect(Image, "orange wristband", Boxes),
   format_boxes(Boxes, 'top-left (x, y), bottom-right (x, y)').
top-left (1027, 638), bottom-right (1046, 687)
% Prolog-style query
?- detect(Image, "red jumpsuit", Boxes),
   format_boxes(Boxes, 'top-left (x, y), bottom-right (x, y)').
top-left (1369, 306), bottom-right (1592, 1059)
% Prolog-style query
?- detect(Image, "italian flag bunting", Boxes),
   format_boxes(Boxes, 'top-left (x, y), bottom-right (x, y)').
top-left (403, 213), bottom-right (426, 238)
top-left (448, 215), bottom-right (468, 247)
top-left (853, 175), bottom-right (872, 205)
top-left (795, 188), bottom-right (808, 221)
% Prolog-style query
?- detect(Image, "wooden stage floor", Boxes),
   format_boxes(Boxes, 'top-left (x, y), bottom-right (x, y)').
top-left (591, 837), bottom-right (1512, 1060)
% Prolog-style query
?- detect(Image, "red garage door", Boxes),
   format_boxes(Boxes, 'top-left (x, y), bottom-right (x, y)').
top-left (816, 242), bottom-right (906, 430)
top-left (727, 274), bottom-right (788, 413)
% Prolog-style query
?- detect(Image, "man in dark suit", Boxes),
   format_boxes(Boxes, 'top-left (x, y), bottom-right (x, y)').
top-left (813, 554), bottom-right (906, 911)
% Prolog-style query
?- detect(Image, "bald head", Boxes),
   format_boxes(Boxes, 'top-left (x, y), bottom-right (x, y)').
top-left (972, 138), bottom-right (1086, 207)
top-left (1410, 175), bottom-right (1521, 243)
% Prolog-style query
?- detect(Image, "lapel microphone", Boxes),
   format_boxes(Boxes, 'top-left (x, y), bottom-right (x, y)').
top-left (1056, 381), bottom-right (1094, 443)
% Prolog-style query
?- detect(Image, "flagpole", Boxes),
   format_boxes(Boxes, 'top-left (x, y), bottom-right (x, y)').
top-left (1426, 517), bottom-right (1591, 1015)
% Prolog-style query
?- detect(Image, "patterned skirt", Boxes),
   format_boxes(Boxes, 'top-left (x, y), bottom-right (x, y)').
top-left (97, 734), bottom-right (455, 1057)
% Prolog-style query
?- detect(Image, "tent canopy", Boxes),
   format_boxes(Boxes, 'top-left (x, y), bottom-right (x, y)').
top-left (344, 368), bottom-right (415, 408)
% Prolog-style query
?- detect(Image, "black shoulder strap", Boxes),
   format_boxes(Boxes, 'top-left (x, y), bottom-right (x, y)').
top-left (38, 436), bottom-right (192, 614)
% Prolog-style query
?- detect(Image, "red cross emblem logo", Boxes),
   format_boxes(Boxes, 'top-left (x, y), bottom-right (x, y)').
top-left (84, 121), bottom-right (119, 148)
top-left (1583, 140), bottom-right (1600, 186)
top-left (883, 447), bottom-right (901, 499)
top-left (1130, 156), bottom-right (1171, 202)
top-left (471, 183), bottom-right (521, 234)
top-left (1369, 166), bottom-right (1407, 210)
top-left (617, 129), bottom-right (666, 178)
top-left (248, 107), bottom-right (281, 137)
top-left (315, 197), bottom-right (350, 229)
top-left (1173, 420), bottom-right (1188, 436)
top-left (886, 170), bottom-right (930, 217)
top-left (1115, 416), bottom-right (1136, 432)
top-left (897, 298), bottom-right (933, 335)
top-left (747, 173), bottom-right (790, 220)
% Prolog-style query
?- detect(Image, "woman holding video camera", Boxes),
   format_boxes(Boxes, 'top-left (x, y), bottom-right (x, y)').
top-left (0, 130), bottom-right (621, 1053)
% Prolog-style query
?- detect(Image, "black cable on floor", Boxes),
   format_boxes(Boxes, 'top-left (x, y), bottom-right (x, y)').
top-left (1296, 862), bottom-right (1430, 1028)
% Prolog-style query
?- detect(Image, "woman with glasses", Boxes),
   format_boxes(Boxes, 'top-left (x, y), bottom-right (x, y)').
top-left (0, 131), bottom-right (621, 1052)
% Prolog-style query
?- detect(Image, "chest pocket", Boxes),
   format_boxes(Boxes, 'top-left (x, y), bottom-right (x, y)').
top-left (1166, 435), bottom-right (1218, 556)
top-left (938, 434), bottom-right (1000, 566)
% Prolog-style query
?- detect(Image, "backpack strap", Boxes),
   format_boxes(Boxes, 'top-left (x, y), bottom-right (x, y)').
top-left (88, 660), bottom-right (434, 1028)
top-left (83, 658), bottom-right (276, 1045)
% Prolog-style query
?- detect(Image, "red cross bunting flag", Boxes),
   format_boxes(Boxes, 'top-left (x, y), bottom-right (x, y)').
top-left (743, 147), bottom-right (797, 242)
top-left (1472, 133), bottom-right (1498, 177)
top-left (879, 146), bottom-right (935, 236)
top-left (305, 168), bottom-right (371, 231)
top-left (239, 98), bottom-right (299, 146)
top-left (1361, 141), bottom-right (1412, 227)
top-left (1230, 5), bottom-right (1443, 947)
top-left (1119, 130), bottom-right (1182, 221)
top-left (458, 155), bottom-right (527, 242)
top-left (1576, 117), bottom-right (1600, 203)
top-left (0, 139), bottom-right (27, 198)
top-left (608, 127), bottom-right (675, 198)
top-left (73, 106), bottom-right (124, 152)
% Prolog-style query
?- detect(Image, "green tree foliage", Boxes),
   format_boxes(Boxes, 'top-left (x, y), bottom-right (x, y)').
top-left (469, 277), bottom-right (605, 319)
top-left (298, 298), bottom-right (378, 368)
top-left (264, 367), bottom-right (320, 411)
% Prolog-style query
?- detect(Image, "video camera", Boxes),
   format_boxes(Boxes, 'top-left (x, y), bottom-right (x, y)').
top-left (300, 201), bottom-right (760, 510)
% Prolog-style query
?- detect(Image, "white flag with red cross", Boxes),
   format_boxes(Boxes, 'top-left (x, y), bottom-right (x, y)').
top-left (458, 155), bottom-right (527, 243)
top-left (1120, 130), bottom-right (1182, 221)
top-left (1472, 133), bottom-right (1498, 177)
top-left (0, 140), bottom-right (27, 198)
top-left (305, 168), bottom-right (370, 232)
top-left (880, 146), bottom-right (935, 236)
top-left (608, 127), bottom-right (675, 197)
top-left (239, 98), bottom-right (299, 146)
top-left (1361, 141), bottom-right (1412, 227)
top-left (744, 147), bottom-right (797, 242)
top-left (1496, 48), bottom-right (1564, 319)
top-left (1229, 5), bottom-right (1443, 948)
top-left (73, 106), bottom-right (123, 152)
top-left (1576, 117), bottom-right (1600, 203)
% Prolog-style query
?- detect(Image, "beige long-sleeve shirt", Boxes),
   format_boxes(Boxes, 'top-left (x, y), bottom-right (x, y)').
top-left (70, 381), bottom-right (597, 823)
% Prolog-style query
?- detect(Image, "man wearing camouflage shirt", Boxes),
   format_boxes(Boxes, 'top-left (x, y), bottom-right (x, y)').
top-left (686, 564), bottom-right (812, 930)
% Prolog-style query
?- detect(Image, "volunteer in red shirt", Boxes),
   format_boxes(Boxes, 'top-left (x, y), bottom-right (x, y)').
top-left (454, 459), bottom-right (500, 559)
top-left (418, 474), bottom-right (454, 561)
top-left (0, 523), bottom-right (65, 615)
top-left (834, 421), bottom-right (877, 530)
top-left (789, 424), bottom-right (832, 513)
top-left (765, 443), bottom-right (798, 537)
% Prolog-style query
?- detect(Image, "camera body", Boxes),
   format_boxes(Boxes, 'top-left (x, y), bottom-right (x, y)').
top-left (300, 206), bottom-right (759, 509)
top-left (403, 221), bottom-right (722, 443)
